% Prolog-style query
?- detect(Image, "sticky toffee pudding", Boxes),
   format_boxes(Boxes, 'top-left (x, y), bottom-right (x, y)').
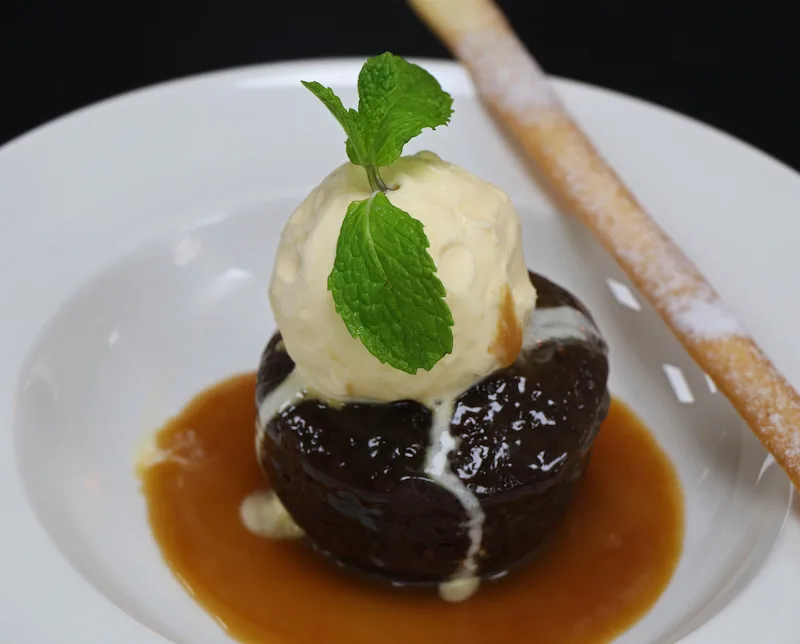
top-left (255, 272), bottom-right (609, 589)
top-left (138, 54), bottom-right (685, 643)
top-left (141, 375), bottom-right (682, 644)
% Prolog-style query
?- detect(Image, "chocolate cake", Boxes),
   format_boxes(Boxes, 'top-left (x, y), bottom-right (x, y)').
top-left (255, 272), bottom-right (609, 585)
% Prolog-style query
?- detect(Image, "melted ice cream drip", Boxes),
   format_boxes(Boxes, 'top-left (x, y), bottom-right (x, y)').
top-left (255, 368), bottom-right (306, 463)
top-left (424, 397), bottom-right (486, 602)
top-left (526, 305), bottom-right (601, 348)
top-left (241, 490), bottom-right (304, 540)
top-left (251, 368), bottom-right (308, 524)
top-left (426, 301), bottom-right (601, 601)
top-left (258, 368), bottom-right (306, 429)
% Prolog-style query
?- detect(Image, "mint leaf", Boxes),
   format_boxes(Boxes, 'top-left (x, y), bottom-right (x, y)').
top-left (300, 81), bottom-right (350, 131)
top-left (302, 54), bottom-right (452, 180)
top-left (357, 52), bottom-right (453, 168)
top-left (328, 192), bottom-right (454, 374)
top-left (300, 80), bottom-right (365, 166)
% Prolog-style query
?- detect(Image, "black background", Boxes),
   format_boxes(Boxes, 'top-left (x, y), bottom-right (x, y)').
top-left (2, 0), bottom-right (798, 170)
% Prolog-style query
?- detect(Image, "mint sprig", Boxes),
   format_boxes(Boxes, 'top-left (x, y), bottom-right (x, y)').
top-left (303, 53), bottom-right (455, 374)
top-left (302, 52), bottom-right (453, 191)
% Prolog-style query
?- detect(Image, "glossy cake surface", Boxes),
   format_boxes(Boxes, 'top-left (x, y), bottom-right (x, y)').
top-left (256, 272), bottom-right (610, 583)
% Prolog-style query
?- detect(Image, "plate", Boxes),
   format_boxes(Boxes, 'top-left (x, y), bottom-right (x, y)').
top-left (2, 59), bottom-right (800, 643)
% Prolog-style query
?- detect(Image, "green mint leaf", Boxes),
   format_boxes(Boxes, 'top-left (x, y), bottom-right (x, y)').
top-left (328, 193), bottom-right (454, 374)
top-left (357, 52), bottom-right (453, 168)
top-left (300, 80), bottom-right (365, 166)
top-left (302, 54), bottom-right (452, 177)
top-left (300, 81), bottom-right (350, 130)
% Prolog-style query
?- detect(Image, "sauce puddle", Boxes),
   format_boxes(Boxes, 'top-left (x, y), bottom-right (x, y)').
top-left (139, 373), bottom-right (683, 644)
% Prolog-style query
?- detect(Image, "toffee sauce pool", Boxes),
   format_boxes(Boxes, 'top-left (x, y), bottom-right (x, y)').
top-left (140, 373), bottom-right (683, 644)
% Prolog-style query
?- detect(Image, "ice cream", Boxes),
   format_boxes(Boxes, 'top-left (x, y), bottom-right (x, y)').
top-left (269, 151), bottom-right (536, 403)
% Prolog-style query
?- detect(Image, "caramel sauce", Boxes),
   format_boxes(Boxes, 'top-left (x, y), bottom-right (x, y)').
top-left (490, 284), bottom-right (523, 367)
top-left (140, 373), bottom-right (683, 644)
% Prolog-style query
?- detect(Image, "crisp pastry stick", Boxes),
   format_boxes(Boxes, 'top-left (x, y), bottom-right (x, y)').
top-left (409, 0), bottom-right (800, 488)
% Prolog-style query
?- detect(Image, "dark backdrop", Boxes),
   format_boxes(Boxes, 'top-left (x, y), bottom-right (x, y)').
top-left (2, 0), bottom-right (798, 170)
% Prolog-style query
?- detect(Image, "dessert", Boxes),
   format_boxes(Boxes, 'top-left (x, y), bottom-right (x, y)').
top-left (256, 271), bottom-right (609, 589)
top-left (247, 53), bottom-right (610, 599)
top-left (139, 50), bottom-right (685, 644)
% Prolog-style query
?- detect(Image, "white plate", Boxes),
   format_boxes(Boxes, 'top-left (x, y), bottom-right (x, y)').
top-left (2, 59), bottom-right (800, 643)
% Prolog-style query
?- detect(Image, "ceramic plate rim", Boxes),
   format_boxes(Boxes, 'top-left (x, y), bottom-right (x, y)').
top-left (0, 57), bottom-right (798, 644)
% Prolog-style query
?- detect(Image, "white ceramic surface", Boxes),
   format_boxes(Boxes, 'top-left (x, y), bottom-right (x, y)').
top-left (2, 59), bottom-right (800, 643)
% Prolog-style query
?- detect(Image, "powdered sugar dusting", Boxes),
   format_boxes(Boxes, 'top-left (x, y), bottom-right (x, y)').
top-left (701, 339), bottom-right (800, 474)
top-left (526, 111), bottom-right (750, 341)
top-left (456, 32), bottom-right (558, 121)
top-left (667, 294), bottom-right (747, 339)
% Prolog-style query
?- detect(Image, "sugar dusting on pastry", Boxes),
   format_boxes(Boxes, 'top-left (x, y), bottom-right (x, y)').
top-left (666, 293), bottom-right (748, 340)
top-left (517, 109), bottom-right (751, 343)
top-left (456, 31), bottom-right (559, 120)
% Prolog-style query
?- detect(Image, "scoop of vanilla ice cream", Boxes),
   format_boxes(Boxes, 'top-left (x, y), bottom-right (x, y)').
top-left (269, 151), bottom-right (536, 403)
